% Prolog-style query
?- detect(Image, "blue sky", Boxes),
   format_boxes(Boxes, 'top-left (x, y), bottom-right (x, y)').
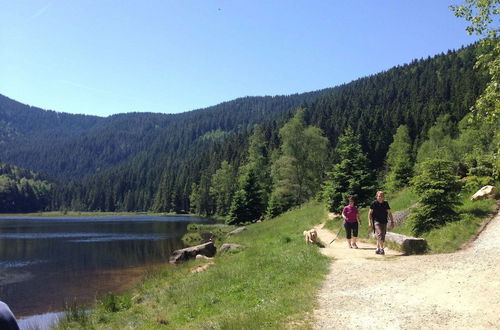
top-left (0, 1), bottom-right (478, 117)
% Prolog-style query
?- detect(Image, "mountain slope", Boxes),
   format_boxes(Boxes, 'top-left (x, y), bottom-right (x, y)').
top-left (56, 44), bottom-right (488, 212)
top-left (0, 91), bottom-right (329, 179)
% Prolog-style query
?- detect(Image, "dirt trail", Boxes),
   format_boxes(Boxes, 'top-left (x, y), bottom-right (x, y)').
top-left (313, 211), bottom-right (500, 329)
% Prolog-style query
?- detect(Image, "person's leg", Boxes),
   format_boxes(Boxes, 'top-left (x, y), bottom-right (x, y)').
top-left (344, 222), bottom-right (352, 247)
top-left (374, 222), bottom-right (383, 253)
top-left (379, 223), bottom-right (387, 254)
top-left (351, 222), bottom-right (359, 248)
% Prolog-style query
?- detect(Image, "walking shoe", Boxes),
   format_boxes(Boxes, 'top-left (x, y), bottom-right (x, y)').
top-left (375, 249), bottom-right (380, 254)
top-left (380, 248), bottom-right (385, 255)
top-left (352, 242), bottom-right (358, 249)
top-left (348, 244), bottom-right (353, 248)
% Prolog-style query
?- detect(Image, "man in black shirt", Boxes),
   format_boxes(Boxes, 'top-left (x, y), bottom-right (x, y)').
top-left (368, 191), bottom-right (394, 255)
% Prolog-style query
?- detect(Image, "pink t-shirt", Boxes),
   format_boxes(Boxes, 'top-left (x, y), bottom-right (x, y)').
top-left (342, 205), bottom-right (359, 223)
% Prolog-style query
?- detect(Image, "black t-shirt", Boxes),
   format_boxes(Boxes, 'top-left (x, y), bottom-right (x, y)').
top-left (370, 200), bottom-right (391, 224)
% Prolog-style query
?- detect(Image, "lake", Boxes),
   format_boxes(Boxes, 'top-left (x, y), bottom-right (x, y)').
top-left (0, 215), bottom-right (211, 320)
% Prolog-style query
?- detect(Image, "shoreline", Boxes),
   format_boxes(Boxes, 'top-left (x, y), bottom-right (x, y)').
top-left (0, 211), bottom-right (199, 218)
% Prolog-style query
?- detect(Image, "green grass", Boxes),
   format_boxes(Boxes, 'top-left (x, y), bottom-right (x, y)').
top-left (57, 202), bottom-right (331, 329)
top-left (182, 223), bottom-right (235, 247)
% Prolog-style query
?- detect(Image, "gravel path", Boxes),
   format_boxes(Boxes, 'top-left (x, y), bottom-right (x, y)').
top-left (313, 210), bottom-right (500, 329)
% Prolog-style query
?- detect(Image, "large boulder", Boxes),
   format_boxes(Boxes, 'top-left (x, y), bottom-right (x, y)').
top-left (471, 185), bottom-right (497, 201)
top-left (169, 242), bottom-right (216, 264)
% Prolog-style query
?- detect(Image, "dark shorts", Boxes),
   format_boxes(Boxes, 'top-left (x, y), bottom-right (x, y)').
top-left (374, 222), bottom-right (387, 241)
top-left (344, 221), bottom-right (358, 239)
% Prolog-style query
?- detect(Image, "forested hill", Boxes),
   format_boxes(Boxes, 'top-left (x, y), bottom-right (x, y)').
top-left (53, 44), bottom-right (487, 213)
top-left (0, 43), bottom-right (489, 213)
top-left (305, 46), bottom-right (487, 167)
top-left (0, 94), bottom-right (100, 143)
top-left (0, 90), bottom-right (329, 179)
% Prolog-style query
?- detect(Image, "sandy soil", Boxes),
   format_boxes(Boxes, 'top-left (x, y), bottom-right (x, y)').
top-left (313, 210), bottom-right (500, 329)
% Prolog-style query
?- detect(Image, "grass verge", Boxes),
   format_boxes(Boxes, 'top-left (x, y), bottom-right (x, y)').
top-left (57, 202), bottom-right (330, 329)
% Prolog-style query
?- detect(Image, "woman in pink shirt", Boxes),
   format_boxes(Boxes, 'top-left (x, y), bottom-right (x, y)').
top-left (342, 196), bottom-right (361, 248)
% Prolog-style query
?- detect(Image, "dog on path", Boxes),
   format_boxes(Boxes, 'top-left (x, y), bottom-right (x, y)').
top-left (303, 229), bottom-right (318, 244)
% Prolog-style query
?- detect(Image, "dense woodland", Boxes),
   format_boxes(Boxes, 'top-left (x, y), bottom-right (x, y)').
top-left (0, 163), bottom-right (52, 212)
top-left (0, 43), bottom-right (497, 223)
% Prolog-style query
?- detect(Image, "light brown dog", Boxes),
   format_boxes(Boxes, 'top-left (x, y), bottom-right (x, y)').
top-left (303, 229), bottom-right (318, 244)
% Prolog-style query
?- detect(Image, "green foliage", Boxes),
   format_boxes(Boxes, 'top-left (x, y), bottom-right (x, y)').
top-left (416, 114), bottom-right (458, 164)
top-left (183, 223), bottom-right (234, 247)
top-left (385, 125), bottom-right (413, 191)
top-left (266, 189), bottom-right (286, 218)
top-left (322, 127), bottom-right (376, 213)
top-left (209, 160), bottom-right (236, 216)
top-left (268, 109), bottom-right (328, 215)
top-left (464, 175), bottom-right (495, 192)
top-left (409, 159), bottom-right (463, 236)
top-left (0, 163), bottom-right (52, 212)
top-left (99, 293), bottom-right (133, 313)
top-left (228, 168), bottom-right (265, 224)
top-left (242, 126), bottom-right (272, 202)
top-left (450, 0), bottom-right (499, 38)
top-left (451, 1), bottom-right (499, 177)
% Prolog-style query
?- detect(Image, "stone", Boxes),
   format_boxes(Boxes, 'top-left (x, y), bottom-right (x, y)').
top-left (371, 232), bottom-right (427, 255)
top-left (220, 243), bottom-right (242, 252)
top-left (227, 227), bottom-right (247, 236)
top-left (386, 232), bottom-right (428, 254)
top-left (169, 242), bottom-right (216, 264)
top-left (471, 185), bottom-right (497, 201)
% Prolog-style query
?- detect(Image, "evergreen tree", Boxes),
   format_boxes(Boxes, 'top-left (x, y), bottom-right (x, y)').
top-left (242, 126), bottom-right (272, 205)
top-left (189, 183), bottom-right (200, 214)
top-left (385, 125), bottom-right (413, 191)
top-left (210, 160), bottom-right (236, 215)
top-left (409, 159), bottom-right (463, 236)
top-left (227, 168), bottom-right (265, 225)
top-left (322, 127), bottom-right (375, 213)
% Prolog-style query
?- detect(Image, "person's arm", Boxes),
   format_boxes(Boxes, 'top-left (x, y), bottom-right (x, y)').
top-left (368, 209), bottom-right (373, 227)
top-left (342, 207), bottom-right (347, 222)
top-left (357, 208), bottom-right (361, 225)
top-left (388, 209), bottom-right (395, 229)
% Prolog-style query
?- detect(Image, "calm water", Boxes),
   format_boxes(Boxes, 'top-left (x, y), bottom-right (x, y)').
top-left (0, 215), bottom-right (211, 318)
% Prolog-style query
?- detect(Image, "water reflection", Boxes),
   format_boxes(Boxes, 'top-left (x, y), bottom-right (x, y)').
top-left (0, 215), bottom-right (210, 317)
